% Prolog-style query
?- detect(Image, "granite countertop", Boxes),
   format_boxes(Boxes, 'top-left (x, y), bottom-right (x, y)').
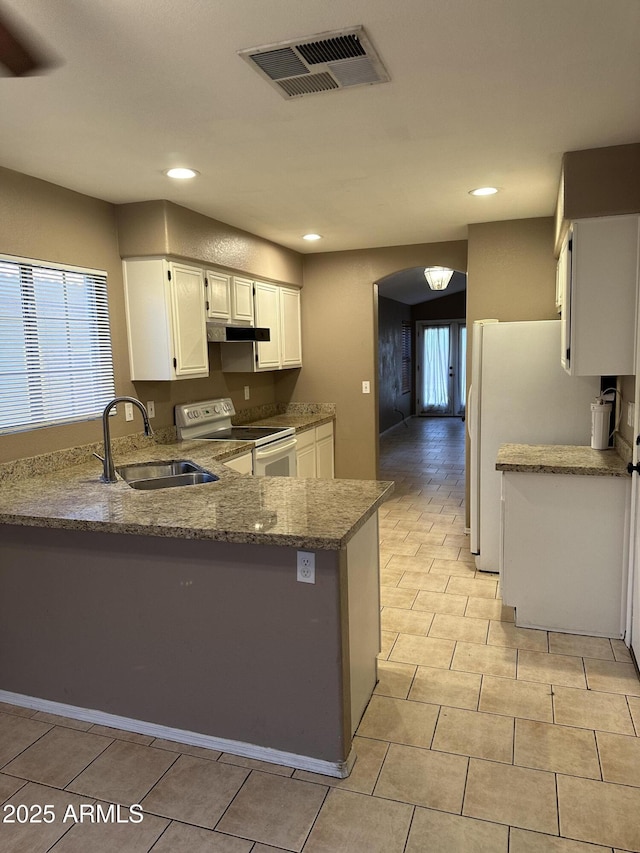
top-left (496, 443), bottom-right (630, 477)
top-left (247, 412), bottom-right (334, 432)
top-left (0, 436), bottom-right (391, 550)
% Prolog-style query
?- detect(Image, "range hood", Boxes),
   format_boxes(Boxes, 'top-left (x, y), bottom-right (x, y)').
top-left (206, 323), bottom-right (271, 343)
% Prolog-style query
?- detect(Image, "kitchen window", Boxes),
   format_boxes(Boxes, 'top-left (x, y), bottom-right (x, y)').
top-left (0, 254), bottom-right (115, 433)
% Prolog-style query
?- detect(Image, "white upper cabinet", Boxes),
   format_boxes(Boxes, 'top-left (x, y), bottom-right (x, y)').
top-left (254, 281), bottom-right (282, 370)
top-left (206, 271), bottom-right (254, 325)
top-left (123, 258), bottom-right (209, 381)
top-left (220, 281), bottom-right (302, 373)
top-left (205, 269), bottom-right (232, 320)
top-left (560, 214), bottom-right (639, 376)
top-left (231, 276), bottom-right (255, 325)
top-left (279, 286), bottom-right (302, 368)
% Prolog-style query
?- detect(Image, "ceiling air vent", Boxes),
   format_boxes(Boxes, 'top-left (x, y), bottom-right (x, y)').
top-left (239, 27), bottom-right (389, 99)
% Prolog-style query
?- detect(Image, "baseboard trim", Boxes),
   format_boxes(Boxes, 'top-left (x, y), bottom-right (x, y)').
top-left (0, 690), bottom-right (355, 779)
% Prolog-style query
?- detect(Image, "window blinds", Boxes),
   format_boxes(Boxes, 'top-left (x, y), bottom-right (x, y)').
top-left (0, 255), bottom-right (115, 433)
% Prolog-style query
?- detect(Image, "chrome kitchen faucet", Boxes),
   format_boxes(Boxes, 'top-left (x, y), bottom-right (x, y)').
top-left (100, 397), bottom-right (153, 483)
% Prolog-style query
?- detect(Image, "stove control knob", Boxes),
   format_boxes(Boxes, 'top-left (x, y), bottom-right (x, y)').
top-left (214, 404), bottom-right (221, 414)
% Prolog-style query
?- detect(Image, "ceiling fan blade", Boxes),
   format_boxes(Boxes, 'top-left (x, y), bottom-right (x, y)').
top-left (0, 8), bottom-right (47, 76)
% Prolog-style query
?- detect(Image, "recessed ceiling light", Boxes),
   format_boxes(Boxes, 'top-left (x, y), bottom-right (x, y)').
top-left (164, 168), bottom-right (199, 179)
top-left (303, 233), bottom-right (322, 241)
top-left (469, 186), bottom-right (498, 196)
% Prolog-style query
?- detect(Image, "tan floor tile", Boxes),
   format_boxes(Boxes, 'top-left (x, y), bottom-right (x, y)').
top-left (0, 783), bottom-right (96, 852)
top-left (378, 630), bottom-right (398, 660)
top-left (150, 738), bottom-right (222, 761)
top-left (50, 801), bottom-right (169, 853)
top-left (387, 554), bottom-right (434, 572)
top-left (385, 509), bottom-right (423, 522)
top-left (0, 772), bottom-right (27, 801)
top-left (374, 660), bottom-right (417, 699)
top-left (611, 638), bottom-right (633, 662)
top-left (517, 650), bottom-right (586, 688)
top-left (216, 771), bottom-right (327, 851)
top-left (558, 773), bottom-right (640, 850)
top-left (465, 597), bottom-right (515, 622)
top-left (413, 590), bottom-right (468, 615)
top-left (380, 567), bottom-right (404, 587)
top-left (150, 822), bottom-right (253, 852)
top-left (446, 576), bottom-right (498, 599)
top-left (67, 739), bottom-right (178, 804)
top-left (422, 514), bottom-right (457, 529)
top-left (303, 787), bottom-right (412, 853)
top-left (553, 685), bottom-right (635, 734)
top-left (405, 806), bottom-right (509, 853)
top-left (381, 541), bottom-right (421, 558)
top-left (357, 695), bottom-right (439, 748)
top-left (548, 632), bottom-right (614, 659)
top-left (379, 531), bottom-right (410, 547)
top-left (433, 706), bottom-right (513, 763)
top-left (428, 558), bottom-right (475, 576)
top-left (31, 711), bottom-right (93, 731)
top-left (398, 571), bottom-right (448, 592)
top-left (0, 702), bottom-right (37, 719)
top-left (463, 758), bottom-right (558, 834)
top-left (442, 533), bottom-right (471, 548)
top-left (374, 742), bottom-right (468, 811)
top-left (515, 719), bottom-right (600, 778)
top-left (429, 613), bottom-right (489, 644)
top-left (415, 545), bottom-right (463, 562)
top-left (597, 730), bottom-right (640, 786)
top-left (217, 752), bottom-right (294, 777)
top-left (584, 657), bottom-right (640, 696)
top-left (87, 724), bottom-right (155, 745)
top-left (2, 725), bottom-right (112, 787)
top-left (381, 606), bottom-right (433, 636)
top-left (293, 736), bottom-right (388, 795)
top-left (479, 676), bottom-right (553, 722)
top-left (487, 621), bottom-right (548, 652)
top-left (628, 696), bottom-right (640, 735)
top-left (408, 666), bottom-right (481, 711)
top-left (389, 633), bottom-right (456, 668)
top-left (141, 754), bottom-right (248, 828)
top-left (510, 827), bottom-right (611, 853)
top-left (404, 531), bottom-right (446, 546)
top-left (451, 642), bottom-right (516, 678)
top-left (380, 586), bottom-right (417, 609)
top-left (0, 712), bottom-right (52, 766)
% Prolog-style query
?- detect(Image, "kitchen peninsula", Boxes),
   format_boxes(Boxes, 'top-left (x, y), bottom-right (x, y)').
top-left (0, 432), bottom-right (392, 778)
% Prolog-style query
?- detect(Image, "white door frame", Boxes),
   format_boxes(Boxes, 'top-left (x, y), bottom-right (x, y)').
top-left (626, 289), bottom-right (640, 656)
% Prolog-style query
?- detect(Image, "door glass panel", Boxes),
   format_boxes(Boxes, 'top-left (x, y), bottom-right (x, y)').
top-left (422, 325), bottom-right (451, 413)
top-left (458, 325), bottom-right (467, 414)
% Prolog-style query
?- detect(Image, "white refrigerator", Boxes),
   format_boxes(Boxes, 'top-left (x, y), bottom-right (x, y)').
top-left (469, 319), bottom-right (600, 573)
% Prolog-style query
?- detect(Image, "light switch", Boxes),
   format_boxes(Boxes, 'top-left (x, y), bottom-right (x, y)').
top-left (362, 381), bottom-right (371, 394)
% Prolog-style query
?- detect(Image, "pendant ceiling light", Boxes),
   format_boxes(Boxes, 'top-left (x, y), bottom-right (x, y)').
top-left (424, 267), bottom-right (454, 291)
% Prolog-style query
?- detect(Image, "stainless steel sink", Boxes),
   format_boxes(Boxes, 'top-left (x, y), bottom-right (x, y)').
top-left (116, 460), bottom-right (219, 489)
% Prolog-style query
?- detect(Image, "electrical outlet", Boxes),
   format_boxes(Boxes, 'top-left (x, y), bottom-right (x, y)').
top-left (146, 400), bottom-right (155, 419)
top-left (244, 385), bottom-right (250, 401)
top-left (296, 550), bottom-right (315, 584)
top-left (124, 402), bottom-right (134, 421)
top-left (362, 380), bottom-right (371, 394)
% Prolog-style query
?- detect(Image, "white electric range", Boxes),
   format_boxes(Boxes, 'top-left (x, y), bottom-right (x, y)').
top-left (175, 398), bottom-right (297, 477)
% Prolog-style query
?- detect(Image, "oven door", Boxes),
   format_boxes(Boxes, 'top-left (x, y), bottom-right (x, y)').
top-left (253, 436), bottom-right (297, 477)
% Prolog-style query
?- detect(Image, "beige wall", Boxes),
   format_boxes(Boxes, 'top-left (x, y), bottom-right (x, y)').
top-left (0, 170), bottom-right (297, 464)
top-left (464, 216), bottom-right (558, 523)
top-left (278, 241), bottom-right (467, 480)
top-left (117, 200), bottom-right (303, 285)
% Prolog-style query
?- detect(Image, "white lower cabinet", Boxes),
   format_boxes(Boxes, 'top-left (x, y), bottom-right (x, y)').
top-left (296, 428), bottom-right (317, 477)
top-left (224, 451), bottom-right (253, 475)
top-left (296, 422), bottom-right (334, 479)
top-left (500, 471), bottom-right (629, 637)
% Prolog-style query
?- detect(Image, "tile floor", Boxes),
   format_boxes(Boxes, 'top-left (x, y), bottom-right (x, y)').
top-left (1, 416), bottom-right (640, 851)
